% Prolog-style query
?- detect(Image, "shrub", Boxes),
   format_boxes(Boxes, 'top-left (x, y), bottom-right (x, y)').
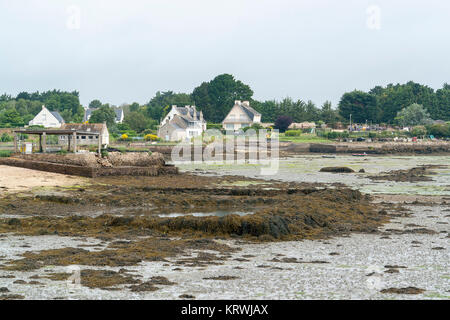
top-left (101, 148), bottom-right (108, 158)
top-left (274, 116), bottom-right (293, 133)
top-left (426, 123), bottom-right (450, 138)
top-left (0, 150), bottom-right (12, 157)
top-left (0, 133), bottom-right (13, 142)
top-left (207, 123), bottom-right (223, 130)
top-left (120, 134), bottom-right (129, 141)
top-left (144, 134), bottom-right (159, 141)
top-left (411, 126), bottom-right (427, 137)
top-left (242, 123), bottom-right (265, 132)
top-left (326, 131), bottom-right (349, 140)
top-left (284, 130), bottom-right (302, 137)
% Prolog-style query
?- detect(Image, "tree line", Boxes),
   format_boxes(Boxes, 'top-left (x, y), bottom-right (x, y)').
top-left (1, 76), bottom-right (448, 134)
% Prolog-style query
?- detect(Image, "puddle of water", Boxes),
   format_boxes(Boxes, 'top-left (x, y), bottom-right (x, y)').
top-left (158, 211), bottom-right (254, 218)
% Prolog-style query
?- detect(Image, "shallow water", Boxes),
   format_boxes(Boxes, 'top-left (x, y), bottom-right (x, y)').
top-left (158, 211), bottom-right (254, 218)
top-left (177, 155), bottom-right (450, 196)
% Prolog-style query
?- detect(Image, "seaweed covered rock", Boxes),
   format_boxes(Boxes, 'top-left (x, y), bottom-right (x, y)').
top-left (320, 167), bottom-right (355, 173)
top-left (107, 152), bottom-right (165, 167)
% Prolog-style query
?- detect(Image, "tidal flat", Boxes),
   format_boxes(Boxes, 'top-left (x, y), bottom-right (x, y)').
top-left (0, 155), bottom-right (448, 300)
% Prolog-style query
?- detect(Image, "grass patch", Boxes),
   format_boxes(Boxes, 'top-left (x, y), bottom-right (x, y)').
top-left (0, 150), bottom-right (12, 157)
top-left (279, 133), bottom-right (329, 143)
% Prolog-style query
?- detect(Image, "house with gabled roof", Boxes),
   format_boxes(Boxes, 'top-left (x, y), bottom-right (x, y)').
top-left (58, 122), bottom-right (109, 146)
top-left (157, 105), bottom-right (206, 141)
top-left (222, 100), bottom-right (261, 131)
top-left (28, 105), bottom-right (65, 128)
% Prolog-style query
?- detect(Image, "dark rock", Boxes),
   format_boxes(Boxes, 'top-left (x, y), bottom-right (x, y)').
top-left (320, 167), bottom-right (355, 173)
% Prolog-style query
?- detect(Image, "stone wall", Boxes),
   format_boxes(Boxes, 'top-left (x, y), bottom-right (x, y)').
top-left (0, 157), bottom-right (178, 177)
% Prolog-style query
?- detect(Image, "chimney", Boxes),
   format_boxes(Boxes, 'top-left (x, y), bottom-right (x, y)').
top-left (234, 100), bottom-right (241, 105)
top-left (242, 101), bottom-right (250, 107)
top-left (192, 106), bottom-right (197, 120)
top-left (199, 110), bottom-right (204, 121)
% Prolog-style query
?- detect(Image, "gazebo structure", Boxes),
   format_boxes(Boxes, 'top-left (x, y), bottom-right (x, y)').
top-left (13, 129), bottom-right (103, 154)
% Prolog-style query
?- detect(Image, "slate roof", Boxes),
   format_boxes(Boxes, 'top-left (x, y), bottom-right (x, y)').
top-left (50, 111), bottom-right (65, 123)
top-left (114, 108), bottom-right (124, 122)
top-left (175, 106), bottom-right (202, 120)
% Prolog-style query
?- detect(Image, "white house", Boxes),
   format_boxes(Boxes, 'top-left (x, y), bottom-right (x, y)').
top-left (222, 100), bottom-right (261, 131)
top-left (157, 105), bottom-right (206, 141)
top-left (28, 105), bottom-right (65, 128)
top-left (114, 108), bottom-right (124, 124)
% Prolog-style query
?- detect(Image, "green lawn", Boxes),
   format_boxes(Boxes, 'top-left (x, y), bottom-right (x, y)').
top-left (279, 133), bottom-right (329, 143)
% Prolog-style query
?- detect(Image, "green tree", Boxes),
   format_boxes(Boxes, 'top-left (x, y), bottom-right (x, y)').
top-left (371, 82), bottom-right (436, 123)
top-left (89, 105), bottom-right (117, 128)
top-left (89, 99), bottom-right (103, 109)
top-left (338, 90), bottom-right (378, 124)
top-left (146, 91), bottom-right (192, 121)
top-left (395, 103), bottom-right (433, 126)
top-left (320, 101), bottom-right (341, 126)
top-left (0, 109), bottom-right (24, 126)
top-left (123, 111), bottom-right (152, 133)
top-left (433, 83), bottom-right (450, 120)
top-left (192, 74), bottom-right (253, 123)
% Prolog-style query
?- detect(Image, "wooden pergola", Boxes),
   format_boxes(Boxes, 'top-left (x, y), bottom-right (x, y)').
top-left (13, 129), bottom-right (103, 154)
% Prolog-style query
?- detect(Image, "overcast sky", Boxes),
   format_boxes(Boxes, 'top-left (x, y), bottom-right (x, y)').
top-left (1, 0), bottom-right (449, 107)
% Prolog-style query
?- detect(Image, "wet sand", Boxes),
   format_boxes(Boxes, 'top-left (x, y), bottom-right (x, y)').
top-left (0, 165), bottom-right (87, 194)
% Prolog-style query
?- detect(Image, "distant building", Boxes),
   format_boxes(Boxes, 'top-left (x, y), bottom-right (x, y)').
top-left (222, 100), bottom-right (261, 131)
top-left (28, 105), bottom-right (65, 128)
top-left (59, 122), bottom-right (109, 146)
top-left (158, 105), bottom-right (206, 141)
top-left (289, 122), bottom-right (316, 129)
top-left (114, 108), bottom-right (124, 124)
top-left (83, 107), bottom-right (124, 124)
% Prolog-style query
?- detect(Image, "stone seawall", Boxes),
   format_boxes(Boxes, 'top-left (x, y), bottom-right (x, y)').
top-left (0, 157), bottom-right (178, 177)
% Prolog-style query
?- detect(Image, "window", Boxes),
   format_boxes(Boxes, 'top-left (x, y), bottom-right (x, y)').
top-left (226, 124), bottom-right (234, 130)
top-left (81, 136), bottom-right (86, 140)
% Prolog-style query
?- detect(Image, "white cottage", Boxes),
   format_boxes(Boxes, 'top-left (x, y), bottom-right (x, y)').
top-left (157, 105), bottom-right (206, 141)
top-left (28, 105), bottom-right (65, 128)
top-left (222, 100), bottom-right (261, 131)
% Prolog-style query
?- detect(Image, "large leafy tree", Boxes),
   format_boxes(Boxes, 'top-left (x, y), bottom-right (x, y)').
top-left (433, 83), bottom-right (450, 120)
top-left (0, 109), bottom-right (24, 126)
top-left (338, 90), bottom-right (378, 124)
top-left (370, 82), bottom-right (436, 123)
top-left (123, 111), bottom-right (155, 133)
top-left (88, 99), bottom-right (103, 109)
top-left (192, 74), bottom-right (253, 123)
top-left (89, 105), bottom-right (117, 128)
top-left (395, 103), bottom-right (433, 126)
